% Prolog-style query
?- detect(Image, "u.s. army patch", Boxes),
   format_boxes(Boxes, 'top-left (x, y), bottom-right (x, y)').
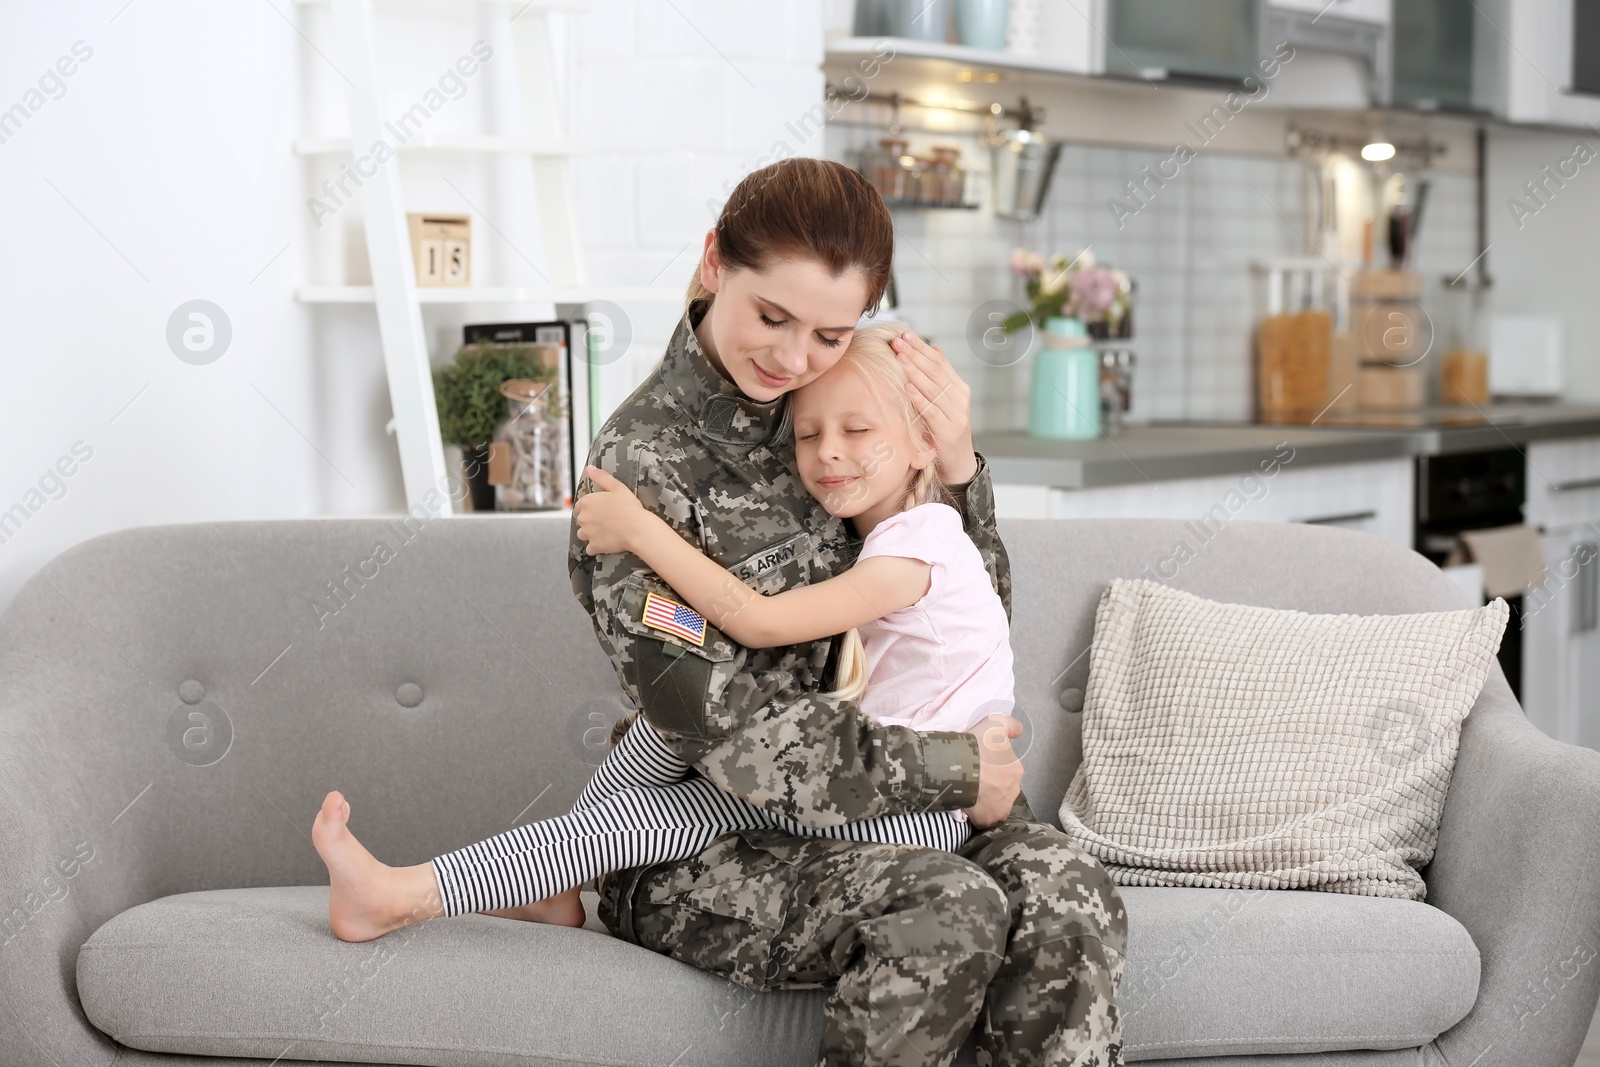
top-left (730, 531), bottom-right (812, 586)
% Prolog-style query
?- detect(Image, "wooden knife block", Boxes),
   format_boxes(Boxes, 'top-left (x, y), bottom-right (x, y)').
top-left (1350, 269), bottom-right (1425, 411)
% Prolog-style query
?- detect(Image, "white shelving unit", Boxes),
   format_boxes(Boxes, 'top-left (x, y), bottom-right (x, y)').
top-left (294, 286), bottom-right (683, 304)
top-left (298, 0), bottom-right (676, 514)
top-left (293, 133), bottom-right (587, 156)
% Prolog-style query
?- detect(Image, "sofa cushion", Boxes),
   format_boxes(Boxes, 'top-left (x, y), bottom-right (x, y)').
top-left (1059, 579), bottom-right (1509, 900)
top-left (1114, 885), bottom-right (1479, 1060)
top-left (77, 883), bottom-right (1479, 1064)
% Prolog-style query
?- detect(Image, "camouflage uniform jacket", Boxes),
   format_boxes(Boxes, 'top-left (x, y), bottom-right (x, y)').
top-left (569, 303), bottom-right (1014, 830)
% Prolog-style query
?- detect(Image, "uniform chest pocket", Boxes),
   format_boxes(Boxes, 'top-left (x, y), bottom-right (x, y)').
top-left (725, 530), bottom-right (815, 597)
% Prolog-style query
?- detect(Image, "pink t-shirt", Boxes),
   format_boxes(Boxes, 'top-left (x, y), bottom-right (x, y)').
top-left (855, 502), bottom-right (1016, 734)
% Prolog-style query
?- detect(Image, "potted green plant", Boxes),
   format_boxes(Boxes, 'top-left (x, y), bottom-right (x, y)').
top-left (433, 342), bottom-right (559, 511)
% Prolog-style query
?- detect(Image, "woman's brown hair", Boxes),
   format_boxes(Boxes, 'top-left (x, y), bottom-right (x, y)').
top-left (686, 157), bottom-right (895, 315)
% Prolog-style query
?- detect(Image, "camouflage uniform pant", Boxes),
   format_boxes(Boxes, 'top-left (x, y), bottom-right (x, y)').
top-left (597, 790), bottom-right (1128, 1067)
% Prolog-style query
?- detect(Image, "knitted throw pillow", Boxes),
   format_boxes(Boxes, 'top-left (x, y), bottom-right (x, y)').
top-left (1057, 578), bottom-right (1509, 900)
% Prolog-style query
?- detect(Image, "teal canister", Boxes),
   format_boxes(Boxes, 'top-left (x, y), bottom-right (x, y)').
top-left (886, 0), bottom-right (950, 40)
top-left (1029, 317), bottom-right (1100, 439)
top-left (955, 0), bottom-right (1009, 49)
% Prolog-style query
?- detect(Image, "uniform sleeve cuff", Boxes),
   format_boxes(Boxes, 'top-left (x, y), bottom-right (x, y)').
top-left (943, 452), bottom-right (987, 495)
top-left (916, 731), bottom-right (982, 811)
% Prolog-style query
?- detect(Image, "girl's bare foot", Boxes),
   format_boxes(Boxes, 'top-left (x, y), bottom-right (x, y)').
top-left (483, 886), bottom-right (585, 927)
top-left (312, 790), bottom-right (444, 942)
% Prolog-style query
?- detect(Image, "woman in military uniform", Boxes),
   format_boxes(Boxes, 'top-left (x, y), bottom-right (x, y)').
top-left (564, 158), bottom-right (1129, 1067)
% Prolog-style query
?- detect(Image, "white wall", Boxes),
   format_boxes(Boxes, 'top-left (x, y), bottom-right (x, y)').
top-left (1485, 124), bottom-right (1600, 402)
top-left (572, 0), bottom-right (827, 417)
top-left (0, 0), bottom-right (825, 612)
top-left (0, 2), bottom-right (323, 614)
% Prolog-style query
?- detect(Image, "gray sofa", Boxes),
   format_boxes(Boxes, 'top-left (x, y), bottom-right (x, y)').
top-left (3, 515), bottom-right (1597, 1066)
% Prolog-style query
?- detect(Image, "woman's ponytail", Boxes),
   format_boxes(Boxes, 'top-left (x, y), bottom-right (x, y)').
top-left (684, 267), bottom-right (713, 309)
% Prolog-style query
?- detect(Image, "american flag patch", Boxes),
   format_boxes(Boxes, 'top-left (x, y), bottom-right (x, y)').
top-left (642, 592), bottom-right (706, 646)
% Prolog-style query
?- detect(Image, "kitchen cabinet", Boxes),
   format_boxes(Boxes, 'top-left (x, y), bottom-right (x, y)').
top-left (1493, 0), bottom-right (1600, 127)
top-left (996, 456), bottom-right (1414, 546)
top-left (1390, 0), bottom-right (1496, 112)
top-left (1104, 0), bottom-right (1263, 82)
top-left (1392, 0), bottom-right (1600, 128)
top-left (1521, 435), bottom-right (1600, 752)
top-left (1270, 0), bottom-right (1388, 24)
top-left (1266, 0), bottom-right (1391, 106)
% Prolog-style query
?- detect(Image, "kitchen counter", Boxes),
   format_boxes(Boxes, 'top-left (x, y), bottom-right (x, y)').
top-left (975, 403), bottom-right (1600, 489)
top-left (1303, 402), bottom-right (1600, 455)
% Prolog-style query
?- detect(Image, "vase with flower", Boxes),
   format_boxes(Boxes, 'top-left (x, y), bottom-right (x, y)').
top-left (1005, 247), bottom-right (1132, 438)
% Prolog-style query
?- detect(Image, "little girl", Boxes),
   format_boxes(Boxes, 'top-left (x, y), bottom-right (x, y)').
top-left (313, 321), bottom-right (1016, 938)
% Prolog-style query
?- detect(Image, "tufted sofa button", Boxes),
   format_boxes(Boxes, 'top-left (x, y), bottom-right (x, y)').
top-left (395, 683), bottom-right (423, 708)
top-left (1058, 687), bottom-right (1085, 713)
top-left (178, 680), bottom-right (206, 705)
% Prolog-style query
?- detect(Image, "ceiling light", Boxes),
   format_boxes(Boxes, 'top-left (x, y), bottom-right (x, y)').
top-left (1362, 141), bottom-right (1396, 162)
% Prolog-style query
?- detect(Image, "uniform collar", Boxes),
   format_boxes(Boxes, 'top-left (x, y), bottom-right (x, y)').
top-left (661, 302), bottom-right (790, 452)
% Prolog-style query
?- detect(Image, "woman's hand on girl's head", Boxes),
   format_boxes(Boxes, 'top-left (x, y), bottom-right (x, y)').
top-left (574, 465), bottom-right (649, 556)
top-left (889, 330), bottom-right (978, 485)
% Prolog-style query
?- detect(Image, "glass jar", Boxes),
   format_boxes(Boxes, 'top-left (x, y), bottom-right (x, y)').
top-left (924, 154), bottom-right (950, 204)
top-left (928, 145), bottom-right (964, 204)
top-left (493, 377), bottom-right (569, 511)
top-left (862, 137), bottom-right (912, 202)
top-left (1437, 280), bottom-right (1488, 405)
top-left (1099, 347), bottom-right (1136, 433)
top-left (900, 154), bottom-right (926, 203)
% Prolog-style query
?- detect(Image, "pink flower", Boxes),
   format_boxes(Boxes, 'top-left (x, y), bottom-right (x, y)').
top-left (1009, 247), bottom-right (1045, 277)
top-left (1068, 266), bottom-right (1121, 319)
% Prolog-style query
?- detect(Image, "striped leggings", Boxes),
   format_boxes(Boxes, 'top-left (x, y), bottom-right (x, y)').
top-left (430, 715), bottom-right (972, 917)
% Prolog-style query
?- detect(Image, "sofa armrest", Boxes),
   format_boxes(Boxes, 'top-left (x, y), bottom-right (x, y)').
top-left (1423, 663), bottom-right (1600, 1067)
top-left (0, 618), bottom-right (172, 1065)
top-left (0, 719), bottom-right (150, 1065)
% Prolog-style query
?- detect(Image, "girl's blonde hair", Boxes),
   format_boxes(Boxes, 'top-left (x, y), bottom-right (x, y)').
top-left (605, 321), bottom-right (949, 750)
top-left (820, 320), bottom-right (954, 704)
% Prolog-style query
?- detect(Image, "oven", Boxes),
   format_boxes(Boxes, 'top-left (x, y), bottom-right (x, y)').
top-left (1415, 447), bottom-right (1526, 699)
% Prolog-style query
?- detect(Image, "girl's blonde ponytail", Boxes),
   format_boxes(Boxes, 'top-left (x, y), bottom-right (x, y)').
top-left (826, 628), bottom-right (869, 702)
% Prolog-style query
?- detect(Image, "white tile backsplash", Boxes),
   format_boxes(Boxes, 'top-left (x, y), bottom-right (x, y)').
top-left (825, 120), bottom-right (1476, 431)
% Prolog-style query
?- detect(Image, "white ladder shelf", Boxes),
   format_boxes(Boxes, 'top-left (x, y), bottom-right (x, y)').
top-left (297, 0), bottom-right (675, 513)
